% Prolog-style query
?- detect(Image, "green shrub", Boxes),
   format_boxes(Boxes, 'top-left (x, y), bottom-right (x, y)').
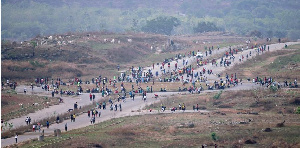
top-left (213, 91), bottom-right (222, 99)
top-left (211, 132), bottom-right (217, 141)
top-left (296, 107), bottom-right (300, 114)
top-left (269, 85), bottom-right (278, 92)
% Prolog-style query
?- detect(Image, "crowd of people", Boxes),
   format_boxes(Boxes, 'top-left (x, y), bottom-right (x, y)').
top-left (5, 39), bottom-right (298, 144)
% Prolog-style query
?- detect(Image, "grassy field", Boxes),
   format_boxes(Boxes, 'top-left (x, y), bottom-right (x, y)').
top-left (145, 88), bottom-right (300, 113)
top-left (1, 90), bottom-right (60, 122)
top-left (16, 89), bottom-right (300, 148)
top-left (221, 45), bottom-right (300, 81)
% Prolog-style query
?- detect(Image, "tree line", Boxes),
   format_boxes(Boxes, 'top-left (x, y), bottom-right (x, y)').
top-left (2, 0), bottom-right (300, 41)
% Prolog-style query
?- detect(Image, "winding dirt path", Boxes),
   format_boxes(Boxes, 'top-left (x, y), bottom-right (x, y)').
top-left (1, 41), bottom-right (299, 147)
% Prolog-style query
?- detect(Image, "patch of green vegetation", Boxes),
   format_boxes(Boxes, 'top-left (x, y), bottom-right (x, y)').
top-left (213, 91), bottom-right (223, 99)
top-left (218, 42), bottom-right (241, 49)
top-left (211, 132), bottom-right (217, 141)
top-left (296, 107), bottom-right (300, 114)
top-left (142, 53), bottom-right (176, 66)
top-left (286, 44), bottom-right (300, 49)
top-left (269, 85), bottom-right (278, 92)
top-left (88, 41), bottom-right (118, 51)
top-left (29, 60), bottom-right (45, 67)
top-left (7, 66), bottom-right (34, 72)
top-left (5, 89), bottom-right (17, 94)
top-left (267, 50), bottom-right (300, 72)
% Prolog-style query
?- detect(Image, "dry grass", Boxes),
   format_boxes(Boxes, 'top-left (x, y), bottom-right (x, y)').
top-left (19, 112), bottom-right (300, 148)
top-left (14, 88), bottom-right (300, 148)
top-left (221, 49), bottom-right (300, 81)
top-left (1, 32), bottom-right (250, 82)
top-left (1, 92), bottom-right (60, 121)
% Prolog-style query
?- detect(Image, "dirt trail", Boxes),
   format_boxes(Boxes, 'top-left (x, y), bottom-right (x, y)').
top-left (138, 42), bottom-right (299, 88)
top-left (2, 42), bottom-right (299, 147)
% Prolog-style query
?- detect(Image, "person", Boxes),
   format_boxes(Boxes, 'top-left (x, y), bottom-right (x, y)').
top-left (65, 123), bottom-right (67, 131)
top-left (103, 101), bottom-right (106, 109)
top-left (24, 87), bottom-right (27, 94)
top-left (90, 117), bottom-right (93, 124)
top-left (98, 111), bottom-right (101, 117)
top-left (15, 134), bottom-right (18, 143)
top-left (73, 114), bottom-right (76, 122)
top-left (32, 124), bottom-right (35, 132)
top-left (74, 102), bottom-right (78, 110)
top-left (88, 110), bottom-right (90, 117)
top-left (25, 117), bottom-right (29, 125)
top-left (28, 117), bottom-right (31, 124)
top-left (46, 121), bottom-right (49, 128)
top-left (119, 103), bottom-right (122, 111)
top-left (182, 103), bottom-right (186, 111)
top-left (56, 116), bottom-right (60, 123)
top-left (37, 122), bottom-right (41, 132)
top-left (132, 93), bottom-right (135, 101)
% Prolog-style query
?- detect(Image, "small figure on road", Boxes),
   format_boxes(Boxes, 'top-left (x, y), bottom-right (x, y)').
top-left (56, 116), bottom-right (60, 123)
top-left (46, 121), bottom-right (49, 128)
top-left (65, 123), bottom-right (67, 131)
top-left (25, 117), bottom-right (29, 125)
top-left (15, 134), bottom-right (18, 143)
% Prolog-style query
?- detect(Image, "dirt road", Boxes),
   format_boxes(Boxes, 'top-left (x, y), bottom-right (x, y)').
top-left (1, 91), bottom-right (208, 147)
top-left (2, 41), bottom-right (299, 147)
top-left (143, 42), bottom-right (299, 83)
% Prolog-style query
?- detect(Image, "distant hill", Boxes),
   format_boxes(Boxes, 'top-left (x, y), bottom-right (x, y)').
top-left (1, 31), bottom-right (248, 81)
top-left (2, 0), bottom-right (300, 41)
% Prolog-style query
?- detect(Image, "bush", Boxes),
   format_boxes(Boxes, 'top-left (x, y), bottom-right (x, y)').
top-left (269, 85), bottom-right (278, 92)
top-left (296, 107), bottom-right (300, 114)
top-left (289, 98), bottom-right (300, 105)
top-left (211, 132), bottom-right (217, 141)
top-left (213, 91), bottom-right (223, 100)
top-left (193, 22), bottom-right (219, 33)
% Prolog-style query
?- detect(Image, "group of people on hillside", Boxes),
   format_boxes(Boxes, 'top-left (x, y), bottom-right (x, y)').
top-left (11, 40), bottom-right (293, 142)
top-left (253, 77), bottom-right (298, 89)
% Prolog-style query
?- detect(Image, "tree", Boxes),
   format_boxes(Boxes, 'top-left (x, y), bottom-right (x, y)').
top-left (266, 30), bottom-right (273, 38)
top-left (274, 31), bottom-right (287, 38)
top-left (141, 16), bottom-right (180, 35)
top-left (249, 30), bottom-right (262, 38)
top-left (193, 22), bottom-right (219, 33)
top-left (30, 41), bottom-right (37, 57)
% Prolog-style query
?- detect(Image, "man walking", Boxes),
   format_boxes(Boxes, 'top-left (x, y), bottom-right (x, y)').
top-left (65, 123), bottom-right (67, 131)
top-left (15, 134), bottom-right (18, 143)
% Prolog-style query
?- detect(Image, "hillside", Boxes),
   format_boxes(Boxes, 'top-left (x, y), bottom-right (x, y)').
top-left (2, 0), bottom-right (300, 41)
top-left (1, 32), bottom-right (247, 81)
